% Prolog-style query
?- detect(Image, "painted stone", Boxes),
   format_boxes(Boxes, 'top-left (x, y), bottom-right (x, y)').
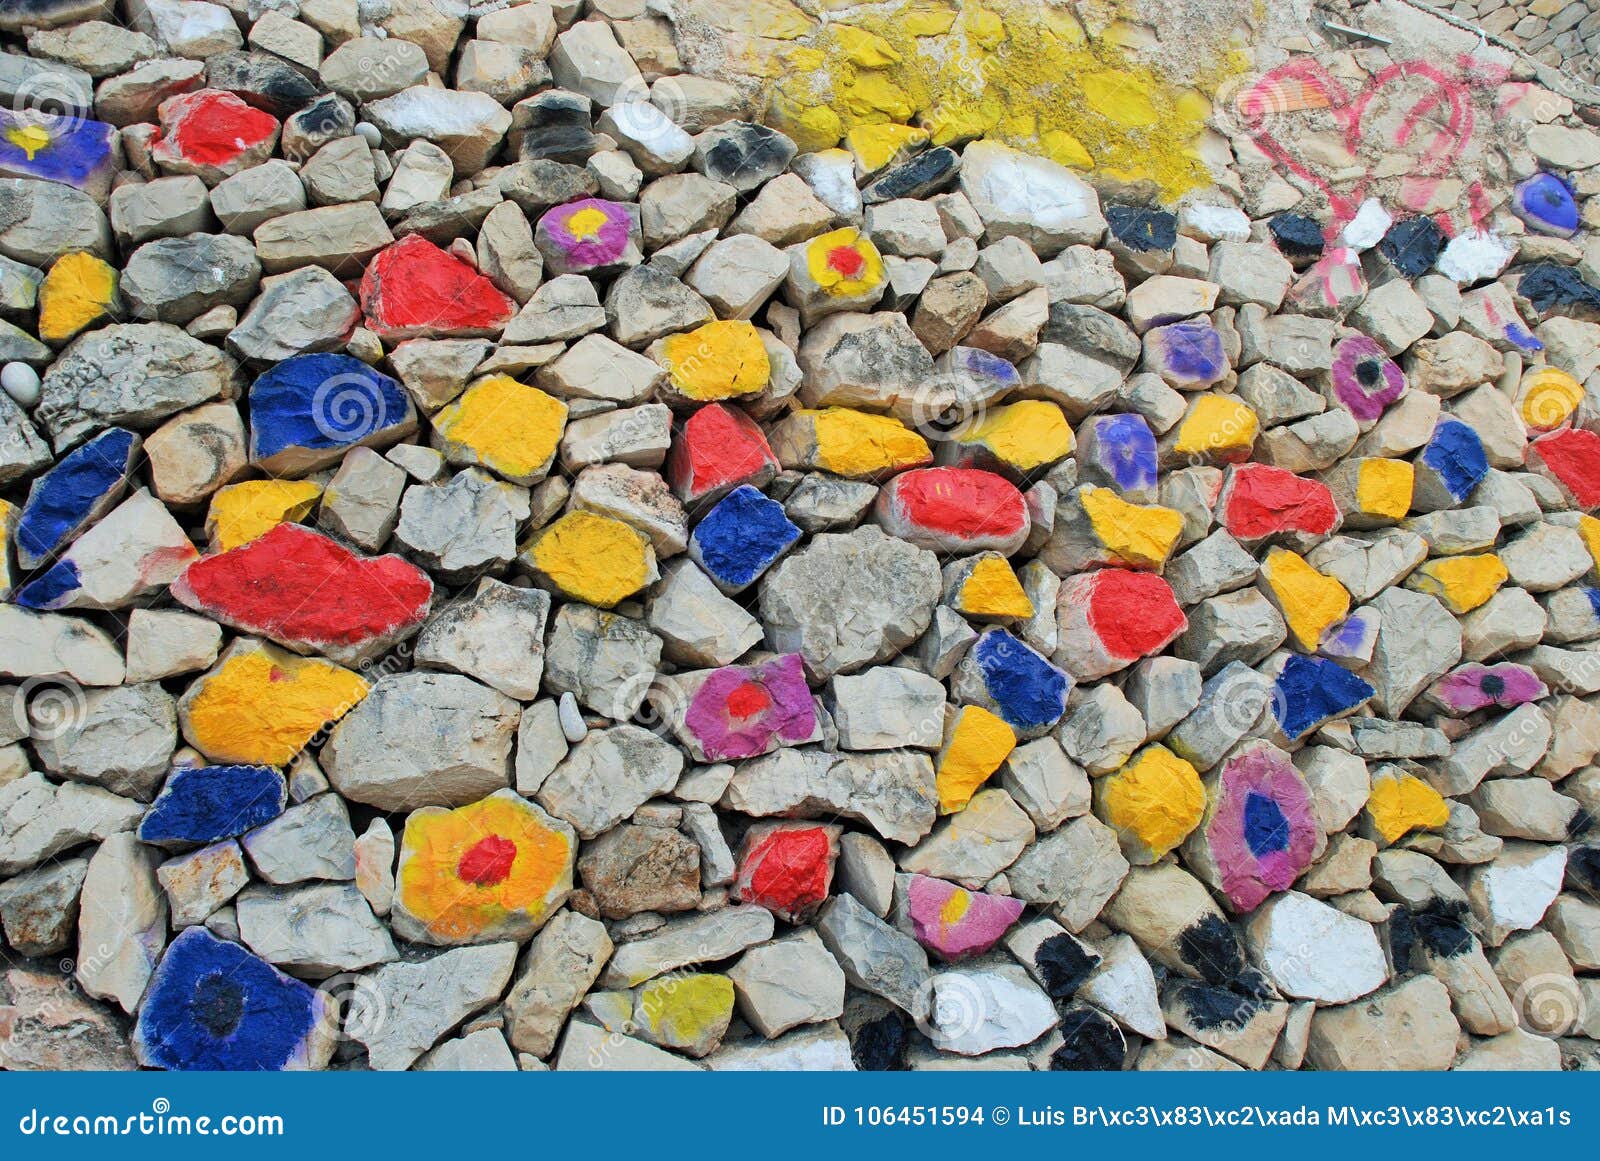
top-left (1517, 366), bottom-right (1584, 433)
top-left (1531, 427), bottom-right (1600, 509)
top-left (1378, 217), bottom-right (1444, 277)
top-left (732, 821), bottom-right (840, 923)
top-left (1196, 742), bottom-right (1319, 912)
top-left (139, 765), bottom-right (287, 849)
top-left (847, 123), bottom-right (927, 174)
top-left (179, 640), bottom-right (368, 767)
top-left (1094, 744), bottom-right (1205, 864)
top-left (1519, 263), bottom-right (1600, 315)
top-left (667, 653), bottom-right (819, 763)
top-left (634, 973), bottom-right (734, 1056)
top-left (1056, 485), bottom-right (1184, 571)
top-left (1324, 456), bottom-right (1412, 527)
top-left (1269, 213), bottom-right (1323, 258)
top-left (392, 789), bottom-right (576, 946)
top-left (1259, 547), bottom-right (1350, 651)
top-left (1289, 247), bottom-right (1366, 315)
top-left (432, 375), bottom-right (568, 485)
top-left (768, 407), bottom-right (932, 479)
top-left (786, 226), bottom-right (886, 320)
top-left (940, 398), bottom-right (1073, 480)
top-left (0, 109), bottom-right (117, 200)
top-left (664, 402), bottom-right (778, 505)
top-left (899, 873), bottom-right (1024, 960)
top-left (1318, 606), bottom-right (1378, 667)
top-left (132, 927), bottom-right (335, 1071)
top-left (1425, 663), bottom-right (1548, 716)
top-left (1413, 416), bottom-right (1489, 511)
top-left (935, 705), bottom-right (1017, 813)
top-left (360, 236), bottom-right (516, 343)
top-left (1168, 394), bottom-right (1258, 465)
top-left (1512, 173), bottom-right (1579, 237)
top-left (13, 425), bottom-right (137, 569)
top-left (205, 480), bottom-right (322, 553)
top-left (1220, 463), bottom-right (1340, 546)
top-left (151, 90), bottom-right (280, 184)
top-left (1144, 320), bottom-right (1227, 390)
top-left (37, 251), bottom-right (117, 343)
top-left (248, 353), bottom-right (416, 476)
top-left (0, 499), bottom-right (13, 601)
top-left (1365, 767), bottom-right (1449, 846)
top-left (535, 197), bottom-right (642, 276)
top-left (1405, 553), bottom-right (1507, 614)
top-left (1580, 514), bottom-right (1600, 576)
top-left (172, 522), bottom-right (433, 666)
top-left (1270, 654), bottom-right (1374, 741)
top-left (1076, 413), bottom-right (1159, 500)
top-left (875, 467), bottom-right (1029, 554)
top-left (1105, 205), bottom-right (1176, 253)
top-left (688, 484), bottom-right (800, 594)
top-left (521, 510), bottom-right (658, 608)
top-left (1055, 568), bottom-right (1187, 681)
top-left (1327, 335), bottom-right (1405, 423)
top-left (656, 320), bottom-right (770, 405)
top-left (945, 555), bottom-right (1032, 621)
top-left (13, 487), bottom-right (196, 611)
top-left (954, 628), bottom-right (1071, 736)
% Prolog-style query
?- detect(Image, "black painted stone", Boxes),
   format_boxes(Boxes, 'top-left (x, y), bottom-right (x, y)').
top-left (1379, 217), bottom-right (1445, 278)
top-left (1106, 205), bottom-right (1177, 253)
top-left (206, 51), bottom-right (325, 118)
top-left (1408, 903), bottom-right (1474, 960)
top-left (1570, 807), bottom-right (1596, 840)
top-left (1520, 263), bottom-right (1600, 316)
top-left (1169, 977), bottom-right (1264, 1031)
top-left (1566, 843), bottom-right (1600, 892)
top-left (499, 160), bottom-right (600, 215)
top-left (517, 91), bottom-right (598, 165)
top-left (862, 147), bottom-right (961, 204)
top-left (1177, 912), bottom-right (1247, 986)
top-left (694, 122), bottom-right (797, 193)
top-left (848, 1009), bottom-right (910, 1071)
top-left (282, 94), bottom-right (355, 160)
top-left (1047, 1004), bottom-right (1126, 1071)
top-left (1033, 932), bottom-right (1103, 999)
top-left (1269, 213), bottom-right (1325, 259)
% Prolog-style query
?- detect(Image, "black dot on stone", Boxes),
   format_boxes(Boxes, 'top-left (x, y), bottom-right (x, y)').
top-left (1269, 212), bottom-right (1325, 258)
top-left (191, 972), bottom-right (246, 1039)
top-left (1354, 359), bottom-right (1384, 389)
top-left (1479, 674), bottom-right (1505, 697)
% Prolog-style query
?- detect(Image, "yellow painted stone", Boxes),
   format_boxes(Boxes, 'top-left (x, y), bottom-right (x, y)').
top-left (1081, 486), bottom-right (1184, 569)
top-left (957, 555), bottom-right (1032, 619)
top-left (1083, 70), bottom-right (1161, 127)
top-left (842, 72), bottom-right (917, 121)
top-left (936, 705), bottom-right (1016, 813)
top-left (902, 1), bottom-right (958, 36)
top-left (807, 407), bottom-right (931, 478)
top-left (767, 90), bottom-right (844, 152)
top-left (1366, 770), bottom-right (1449, 845)
top-left (846, 123), bottom-right (927, 173)
top-left (962, 399), bottom-right (1073, 472)
top-left (635, 973), bottom-right (734, 1050)
top-left (524, 511), bottom-right (656, 608)
top-left (1577, 514), bottom-right (1600, 576)
top-left (1039, 130), bottom-right (1093, 169)
top-left (832, 24), bottom-right (902, 68)
top-left (1518, 366), bottom-right (1583, 431)
top-left (1407, 553), bottom-right (1508, 614)
top-left (658, 320), bottom-right (771, 402)
top-left (182, 641), bottom-right (368, 766)
top-left (1173, 395), bottom-right (1259, 461)
top-left (205, 480), bottom-right (323, 552)
top-left (1261, 548), bottom-right (1351, 650)
top-left (1094, 745), bottom-right (1206, 863)
top-left (432, 375), bottom-right (567, 484)
top-left (1355, 458), bottom-right (1413, 521)
top-left (804, 227), bottom-right (884, 297)
top-left (37, 252), bottom-right (117, 343)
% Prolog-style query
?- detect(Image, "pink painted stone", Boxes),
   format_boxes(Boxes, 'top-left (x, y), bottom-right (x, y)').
top-left (899, 873), bottom-right (1024, 961)
top-left (1202, 742), bottom-right (1319, 913)
top-left (665, 403), bottom-right (779, 505)
top-left (360, 235), bottom-right (517, 342)
top-left (673, 652), bottom-right (818, 762)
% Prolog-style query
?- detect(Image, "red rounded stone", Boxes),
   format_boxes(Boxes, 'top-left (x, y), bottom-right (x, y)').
top-left (457, 835), bottom-right (518, 887)
top-left (665, 403), bottom-right (778, 503)
top-left (1532, 428), bottom-right (1600, 508)
top-left (736, 827), bottom-right (833, 921)
top-left (1222, 463), bottom-right (1339, 541)
top-left (360, 235), bottom-right (516, 342)
top-left (157, 90), bottom-right (278, 168)
top-left (1085, 569), bottom-right (1187, 661)
top-left (885, 467), bottom-right (1027, 540)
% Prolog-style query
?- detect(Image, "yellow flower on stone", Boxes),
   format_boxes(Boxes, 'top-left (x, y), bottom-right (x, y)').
top-left (1517, 366), bottom-right (1583, 432)
top-left (804, 227), bottom-right (884, 297)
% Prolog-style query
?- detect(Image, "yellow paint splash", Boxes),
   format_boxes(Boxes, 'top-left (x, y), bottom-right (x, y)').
top-left (1095, 744), bottom-right (1205, 863)
top-left (636, 974), bottom-right (734, 1050)
top-left (206, 480), bottom-right (323, 553)
top-left (5, 124), bottom-right (51, 160)
top-left (524, 511), bottom-right (656, 608)
top-left (1355, 459), bottom-right (1413, 521)
top-left (432, 375), bottom-right (568, 484)
top-left (1407, 553), bottom-right (1508, 614)
top-left (1518, 366), bottom-right (1583, 432)
top-left (803, 227), bottom-right (884, 297)
top-left (1173, 394), bottom-right (1259, 461)
top-left (37, 252), bottom-right (117, 344)
top-left (1366, 770), bottom-right (1449, 845)
top-left (659, 320), bottom-right (771, 401)
top-left (936, 704), bottom-right (1016, 813)
top-left (1081, 486), bottom-right (1184, 569)
top-left (1261, 547), bottom-right (1350, 650)
top-left (956, 554), bottom-right (1032, 619)
top-left (1577, 514), bottom-right (1600, 576)
top-left (182, 642), bottom-right (368, 766)
top-left (801, 407), bottom-right (931, 478)
top-left (962, 399), bottom-right (1074, 472)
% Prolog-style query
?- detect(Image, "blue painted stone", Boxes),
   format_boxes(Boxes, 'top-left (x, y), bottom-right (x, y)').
top-left (12, 558), bottom-right (81, 610)
top-left (133, 927), bottom-right (330, 1071)
top-left (969, 628), bottom-right (1071, 732)
top-left (1520, 264), bottom-right (1600, 316)
top-left (1504, 323), bottom-right (1544, 353)
top-left (1272, 653), bottom-right (1375, 739)
top-left (1319, 607), bottom-right (1379, 664)
top-left (689, 484), bottom-right (800, 594)
top-left (1587, 588), bottom-right (1600, 619)
top-left (1105, 205), bottom-right (1177, 253)
top-left (1420, 417), bottom-right (1489, 502)
top-left (1269, 213), bottom-right (1324, 259)
top-left (942, 345), bottom-right (1021, 395)
top-left (860, 146), bottom-right (960, 203)
top-left (248, 353), bottom-right (415, 475)
top-left (14, 427), bottom-right (138, 569)
top-left (139, 765), bottom-right (287, 849)
top-left (1378, 217), bottom-right (1444, 278)
top-left (1083, 413), bottom-right (1158, 494)
top-left (1144, 320), bottom-right (1226, 389)
top-left (1513, 173), bottom-right (1579, 237)
top-left (0, 109), bottom-right (118, 197)
top-left (1243, 791), bottom-right (1290, 857)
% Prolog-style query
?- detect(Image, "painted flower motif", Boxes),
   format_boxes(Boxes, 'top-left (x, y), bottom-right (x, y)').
top-left (804, 226), bottom-right (884, 296)
top-left (394, 790), bottom-right (575, 944)
top-left (1204, 743), bottom-right (1319, 912)
top-left (537, 197), bottom-right (636, 269)
top-left (1330, 334), bottom-right (1405, 422)
top-left (133, 928), bottom-right (331, 1071)
top-left (681, 652), bottom-right (816, 761)
top-left (1427, 663), bottom-right (1548, 715)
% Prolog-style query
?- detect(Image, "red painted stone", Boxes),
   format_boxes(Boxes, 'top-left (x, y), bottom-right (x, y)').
top-left (1220, 463), bottom-right (1340, 543)
top-left (876, 466), bottom-right (1029, 553)
top-left (732, 823), bottom-right (837, 923)
top-left (665, 403), bottom-right (779, 504)
top-left (360, 235), bottom-right (517, 342)
top-left (1531, 428), bottom-right (1600, 509)
top-left (1086, 569), bottom-right (1188, 661)
top-left (171, 522), bottom-right (432, 664)
top-left (151, 90), bottom-right (278, 175)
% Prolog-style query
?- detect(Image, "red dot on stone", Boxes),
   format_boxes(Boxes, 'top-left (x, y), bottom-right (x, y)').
top-left (826, 245), bottom-right (865, 278)
top-left (725, 680), bottom-right (772, 721)
top-left (457, 835), bottom-right (518, 887)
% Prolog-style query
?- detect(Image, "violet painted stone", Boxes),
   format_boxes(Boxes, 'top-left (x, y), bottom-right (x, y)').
top-left (1328, 334), bottom-right (1404, 422)
top-left (1144, 320), bottom-right (1226, 390)
top-left (898, 872), bottom-right (1024, 962)
top-left (1076, 413), bottom-right (1158, 499)
top-left (667, 652), bottom-right (820, 762)
top-left (1426, 663), bottom-right (1548, 716)
top-left (1196, 742), bottom-right (1318, 912)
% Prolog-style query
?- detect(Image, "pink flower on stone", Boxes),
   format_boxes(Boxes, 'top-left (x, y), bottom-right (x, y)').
top-left (682, 653), bottom-right (816, 761)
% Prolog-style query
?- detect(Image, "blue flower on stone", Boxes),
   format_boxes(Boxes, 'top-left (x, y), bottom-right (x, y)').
top-left (133, 928), bottom-right (331, 1071)
top-left (139, 764), bottom-right (287, 849)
